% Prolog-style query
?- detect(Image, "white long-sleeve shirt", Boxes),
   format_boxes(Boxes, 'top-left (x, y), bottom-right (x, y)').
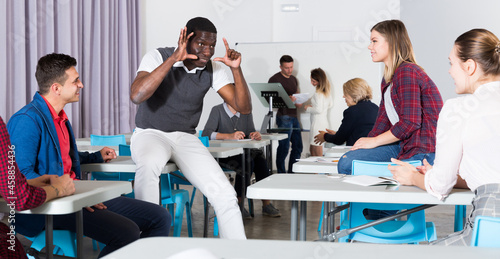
top-left (306, 92), bottom-right (333, 144)
top-left (425, 81), bottom-right (500, 200)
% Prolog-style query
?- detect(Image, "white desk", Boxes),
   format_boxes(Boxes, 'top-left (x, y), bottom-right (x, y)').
top-left (209, 139), bottom-right (270, 149)
top-left (103, 237), bottom-right (500, 259)
top-left (0, 181), bottom-right (131, 259)
top-left (293, 160), bottom-right (338, 174)
top-left (209, 139), bottom-right (271, 216)
top-left (260, 133), bottom-right (288, 141)
top-left (80, 156), bottom-right (178, 175)
top-left (77, 144), bottom-right (240, 158)
top-left (80, 148), bottom-right (244, 238)
top-left (323, 146), bottom-right (352, 158)
top-left (207, 146), bottom-right (244, 158)
top-left (247, 174), bottom-right (474, 241)
top-left (260, 133), bottom-right (287, 172)
top-left (78, 145), bottom-right (119, 155)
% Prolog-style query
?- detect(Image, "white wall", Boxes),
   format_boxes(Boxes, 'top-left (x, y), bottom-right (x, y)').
top-left (400, 0), bottom-right (500, 102)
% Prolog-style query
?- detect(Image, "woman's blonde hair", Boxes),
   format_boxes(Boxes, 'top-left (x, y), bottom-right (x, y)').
top-left (343, 78), bottom-right (373, 104)
top-left (371, 20), bottom-right (418, 83)
top-left (310, 68), bottom-right (331, 96)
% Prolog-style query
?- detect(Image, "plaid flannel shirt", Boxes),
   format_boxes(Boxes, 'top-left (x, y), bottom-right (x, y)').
top-left (0, 116), bottom-right (46, 210)
top-left (368, 62), bottom-right (443, 159)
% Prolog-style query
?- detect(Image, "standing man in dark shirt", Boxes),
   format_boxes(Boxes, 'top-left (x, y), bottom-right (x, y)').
top-left (268, 55), bottom-right (303, 174)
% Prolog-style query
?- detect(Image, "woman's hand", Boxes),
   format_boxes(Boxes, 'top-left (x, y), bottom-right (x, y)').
top-left (388, 158), bottom-right (420, 186)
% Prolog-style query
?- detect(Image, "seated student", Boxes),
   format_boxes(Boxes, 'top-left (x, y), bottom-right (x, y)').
top-left (0, 116), bottom-right (75, 258)
top-left (337, 20), bottom-right (443, 175)
top-left (389, 28), bottom-right (500, 246)
top-left (7, 53), bottom-right (171, 257)
top-left (314, 78), bottom-right (378, 146)
top-left (202, 102), bottom-right (281, 218)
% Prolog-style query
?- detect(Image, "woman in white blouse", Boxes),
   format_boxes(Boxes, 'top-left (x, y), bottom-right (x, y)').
top-left (389, 28), bottom-right (500, 245)
top-left (304, 68), bottom-right (333, 156)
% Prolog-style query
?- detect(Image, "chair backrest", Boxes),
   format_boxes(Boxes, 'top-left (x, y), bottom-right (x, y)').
top-left (352, 160), bottom-right (422, 177)
top-left (90, 134), bottom-right (126, 146)
top-left (118, 144), bottom-right (131, 156)
top-left (347, 160), bottom-right (428, 240)
top-left (470, 216), bottom-right (500, 247)
top-left (199, 136), bottom-right (209, 147)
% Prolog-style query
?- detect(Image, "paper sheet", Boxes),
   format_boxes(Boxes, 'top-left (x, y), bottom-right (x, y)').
top-left (343, 175), bottom-right (399, 186)
top-left (292, 93), bottom-right (311, 104)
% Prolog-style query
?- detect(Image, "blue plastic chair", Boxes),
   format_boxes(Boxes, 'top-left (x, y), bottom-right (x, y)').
top-left (90, 134), bottom-right (125, 146)
top-left (25, 230), bottom-right (76, 257)
top-left (338, 160), bottom-right (437, 244)
top-left (470, 216), bottom-right (500, 247)
top-left (25, 135), bottom-right (127, 256)
top-left (90, 134), bottom-right (126, 181)
top-left (119, 144), bottom-right (193, 237)
top-left (160, 173), bottom-right (193, 237)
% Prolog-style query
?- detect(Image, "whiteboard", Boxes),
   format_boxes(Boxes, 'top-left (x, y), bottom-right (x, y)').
top-left (235, 41), bottom-right (383, 132)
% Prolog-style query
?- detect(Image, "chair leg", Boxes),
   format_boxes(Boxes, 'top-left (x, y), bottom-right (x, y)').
top-left (318, 202), bottom-right (324, 235)
top-left (454, 205), bottom-right (466, 232)
top-left (248, 198), bottom-right (254, 217)
top-left (185, 200), bottom-right (193, 237)
top-left (167, 204), bottom-right (175, 227)
top-left (189, 187), bottom-right (197, 210)
top-left (173, 199), bottom-right (185, 237)
top-left (214, 216), bottom-right (219, 237)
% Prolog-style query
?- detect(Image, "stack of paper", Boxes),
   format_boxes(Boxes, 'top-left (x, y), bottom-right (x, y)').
top-left (343, 175), bottom-right (399, 186)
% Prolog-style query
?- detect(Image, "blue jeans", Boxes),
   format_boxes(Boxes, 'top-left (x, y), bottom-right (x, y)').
top-left (276, 115), bottom-right (303, 174)
top-left (15, 196), bottom-right (171, 257)
top-left (337, 143), bottom-right (435, 175)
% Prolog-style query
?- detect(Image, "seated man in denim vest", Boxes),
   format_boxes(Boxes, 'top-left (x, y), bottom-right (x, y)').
top-left (129, 17), bottom-right (251, 239)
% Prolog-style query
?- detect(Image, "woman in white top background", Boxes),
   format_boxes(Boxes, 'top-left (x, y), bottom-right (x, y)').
top-left (304, 68), bottom-right (333, 156)
top-left (389, 28), bottom-right (500, 246)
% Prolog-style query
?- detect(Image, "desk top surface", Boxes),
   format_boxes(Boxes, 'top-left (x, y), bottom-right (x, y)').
top-left (102, 237), bottom-right (499, 259)
top-left (260, 133), bottom-right (288, 141)
top-left (323, 146), bottom-right (352, 158)
top-left (209, 139), bottom-right (270, 148)
top-left (207, 146), bottom-right (243, 158)
top-left (0, 181), bottom-right (131, 215)
top-left (293, 160), bottom-right (338, 174)
top-left (247, 174), bottom-right (474, 205)
top-left (80, 156), bottom-right (178, 174)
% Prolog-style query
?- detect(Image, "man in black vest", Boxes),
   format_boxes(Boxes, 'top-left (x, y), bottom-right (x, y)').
top-left (130, 17), bottom-right (251, 239)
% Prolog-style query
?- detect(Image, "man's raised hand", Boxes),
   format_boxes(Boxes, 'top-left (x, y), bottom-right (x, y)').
top-left (172, 27), bottom-right (198, 62)
top-left (213, 38), bottom-right (241, 68)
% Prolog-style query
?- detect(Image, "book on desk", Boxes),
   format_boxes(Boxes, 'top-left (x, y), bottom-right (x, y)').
top-left (343, 175), bottom-right (399, 187)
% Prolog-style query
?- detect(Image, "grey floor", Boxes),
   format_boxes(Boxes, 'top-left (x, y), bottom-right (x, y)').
top-left (14, 182), bottom-right (469, 258)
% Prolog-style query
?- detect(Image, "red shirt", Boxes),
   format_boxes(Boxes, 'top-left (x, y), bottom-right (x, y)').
top-left (368, 62), bottom-right (443, 159)
top-left (41, 97), bottom-right (76, 179)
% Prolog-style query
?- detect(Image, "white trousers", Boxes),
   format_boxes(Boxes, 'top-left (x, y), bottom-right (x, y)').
top-left (130, 128), bottom-right (246, 239)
